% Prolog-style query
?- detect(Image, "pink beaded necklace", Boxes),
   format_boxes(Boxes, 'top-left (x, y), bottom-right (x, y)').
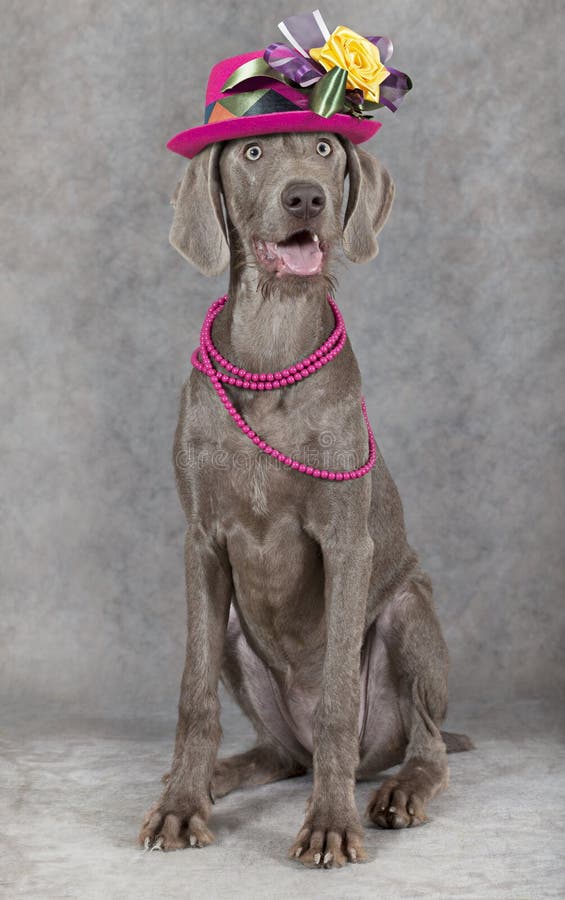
top-left (191, 294), bottom-right (377, 481)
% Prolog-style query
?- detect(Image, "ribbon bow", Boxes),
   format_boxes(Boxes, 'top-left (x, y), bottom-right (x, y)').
top-left (222, 9), bottom-right (412, 119)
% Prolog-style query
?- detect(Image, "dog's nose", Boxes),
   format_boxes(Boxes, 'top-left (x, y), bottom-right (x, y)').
top-left (281, 182), bottom-right (326, 219)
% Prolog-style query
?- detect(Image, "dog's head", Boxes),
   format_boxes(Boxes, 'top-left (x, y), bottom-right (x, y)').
top-left (169, 133), bottom-right (394, 284)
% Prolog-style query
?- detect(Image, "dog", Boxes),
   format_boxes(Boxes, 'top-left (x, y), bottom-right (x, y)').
top-left (139, 132), bottom-right (472, 867)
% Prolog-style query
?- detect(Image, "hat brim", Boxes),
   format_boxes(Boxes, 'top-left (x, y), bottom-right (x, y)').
top-left (167, 111), bottom-right (381, 159)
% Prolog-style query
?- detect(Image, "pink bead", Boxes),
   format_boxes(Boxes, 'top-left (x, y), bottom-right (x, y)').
top-left (289, 366), bottom-right (297, 374)
top-left (251, 373), bottom-right (259, 381)
top-left (242, 425), bottom-right (250, 434)
top-left (308, 354), bottom-right (317, 363)
top-left (295, 373), bottom-right (303, 381)
top-left (272, 380), bottom-right (280, 389)
top-left (314, 361), bottom-right (322, 369)
top-left (264, 445), bottom-right (272, 453)
top-left (307, 365), bottom-right (315, 374)
top-left (266, 373), bottom-right (274, 381)
top-left (265, 383), bottom-right (273, 390)
top-left (275, 372), bottom-right (282, 380)
top-left (306, 466), bottom-right (313, 475)
top-left (247, 430), bottom-right (255, 439)
top-left (280, 379), bottom-right (288, 387)
top-left (296, 362), bottom-right (304, 370)
top-left (259, 441), bottom-right (266, 449)
top-left (291, 461), bottom-right (300, 469)
top-left (228, 377), bottom-right (236, 385)
top-left (243, 381), bottom-right (250, 389)
top-left (320, 470), bottom-right (328, 479)
top-left (284, 457), bottom-right (292, 466)
top-left (287, 376), bottom-right (295, 384)
top-left (282, 369), bottom-right (290, 377)
top-left (343, 473), bottom-right (350, 480)
top-left (299, 464), bottom-right (306, 473)
top-left (253, 436), bottom-right (261, 445)
top-left (336, 473), bottom-right (343, 481)
top-left (258, 383), bottom-right (265, 390)
top-left (313, 469), bottom-right (320, 477)
top-left (259, 373), bottom-right (266, 381)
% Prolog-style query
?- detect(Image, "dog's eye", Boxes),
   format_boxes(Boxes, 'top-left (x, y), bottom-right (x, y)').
top-left (245, 144), bottom-right (262, 161)
top-left (316, 140), bottom-right (332, 157)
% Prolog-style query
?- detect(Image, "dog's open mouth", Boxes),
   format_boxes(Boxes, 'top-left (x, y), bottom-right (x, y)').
top-left (253, 229), bottom-right (325, 278)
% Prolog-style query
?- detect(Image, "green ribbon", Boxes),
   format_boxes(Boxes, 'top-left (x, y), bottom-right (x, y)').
top-left (222, 57), bottom-right (377, 120)
top-left (222, 57), bottom-right (289, 92)
top-left (309, 66), bottom-right (348, 118)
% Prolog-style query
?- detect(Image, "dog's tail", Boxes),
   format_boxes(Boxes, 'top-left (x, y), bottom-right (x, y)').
top-left (441, 730), bottom-right (475, 753)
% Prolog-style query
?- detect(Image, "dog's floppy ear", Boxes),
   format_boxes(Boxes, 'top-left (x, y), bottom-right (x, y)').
top-left (341, 140), bottom-right (395, 263)
top-left (169, 142), bottom-right (230, 276)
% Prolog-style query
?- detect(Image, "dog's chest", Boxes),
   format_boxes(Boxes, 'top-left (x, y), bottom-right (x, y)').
top-left (224, 508), bottom-right (326, 678)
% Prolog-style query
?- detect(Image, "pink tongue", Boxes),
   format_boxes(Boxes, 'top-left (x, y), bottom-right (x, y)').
top-left (266, 238), bottom-right (323, 276)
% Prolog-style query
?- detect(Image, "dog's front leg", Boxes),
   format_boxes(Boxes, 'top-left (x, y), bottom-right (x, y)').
top-left (139, 525), bottom-right (232, 851)
top-left (289, 527), bottom-right (373, 868)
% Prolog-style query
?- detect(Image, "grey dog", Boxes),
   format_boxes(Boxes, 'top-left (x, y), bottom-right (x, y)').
top-left (139, 132), bottom-right (472, 867)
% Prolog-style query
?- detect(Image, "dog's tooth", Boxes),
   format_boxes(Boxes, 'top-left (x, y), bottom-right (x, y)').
top-left (313, 233), bottom-right (319, 242)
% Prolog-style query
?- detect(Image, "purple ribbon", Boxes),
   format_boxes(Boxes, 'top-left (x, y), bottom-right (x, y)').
top-left (378, 68), bottom-right (413, 112)
top-left (264, 43), bottom-right (325, 87)
top-left (277, 10), bottom-right (330, 55)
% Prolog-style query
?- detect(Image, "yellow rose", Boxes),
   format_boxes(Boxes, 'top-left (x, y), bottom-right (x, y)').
top-left (310, 26), bottom-right (389, 103)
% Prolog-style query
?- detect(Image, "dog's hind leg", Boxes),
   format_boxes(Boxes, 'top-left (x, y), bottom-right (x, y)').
top-left (212, 744), bottom-right (307, 799)
top-left (207, 601), bottom-right (312, 801)
top-left (364, 570), bottom-right (451, 830)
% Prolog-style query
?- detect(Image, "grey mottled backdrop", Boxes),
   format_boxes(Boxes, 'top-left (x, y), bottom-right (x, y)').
top-left (2, 0), bottom-right (564, 716)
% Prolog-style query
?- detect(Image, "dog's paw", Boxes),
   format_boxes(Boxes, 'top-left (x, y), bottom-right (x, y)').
top-left (366, 778), bottom-right (428, 829)
top-left (139, 797), bottom-right (215, 851)
top-left (288, 808), bottom-right (366, 868)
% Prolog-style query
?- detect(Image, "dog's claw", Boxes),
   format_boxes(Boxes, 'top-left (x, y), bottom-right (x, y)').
top-left (313, 851), bottom-right (321, 865)
top-left (294, 847), bottom-right (303, 858)
top-left (323, 851), bottom-right (333, 867)
top-left (349, 847), bottom-right (357, 862)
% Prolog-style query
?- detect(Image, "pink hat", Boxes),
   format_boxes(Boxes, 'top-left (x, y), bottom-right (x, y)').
top-left (167, 50), bottom-right (382, 160)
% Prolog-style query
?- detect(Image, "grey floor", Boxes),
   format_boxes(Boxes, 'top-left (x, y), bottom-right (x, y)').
top-left (2, 693), bottom-right (564, 900)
